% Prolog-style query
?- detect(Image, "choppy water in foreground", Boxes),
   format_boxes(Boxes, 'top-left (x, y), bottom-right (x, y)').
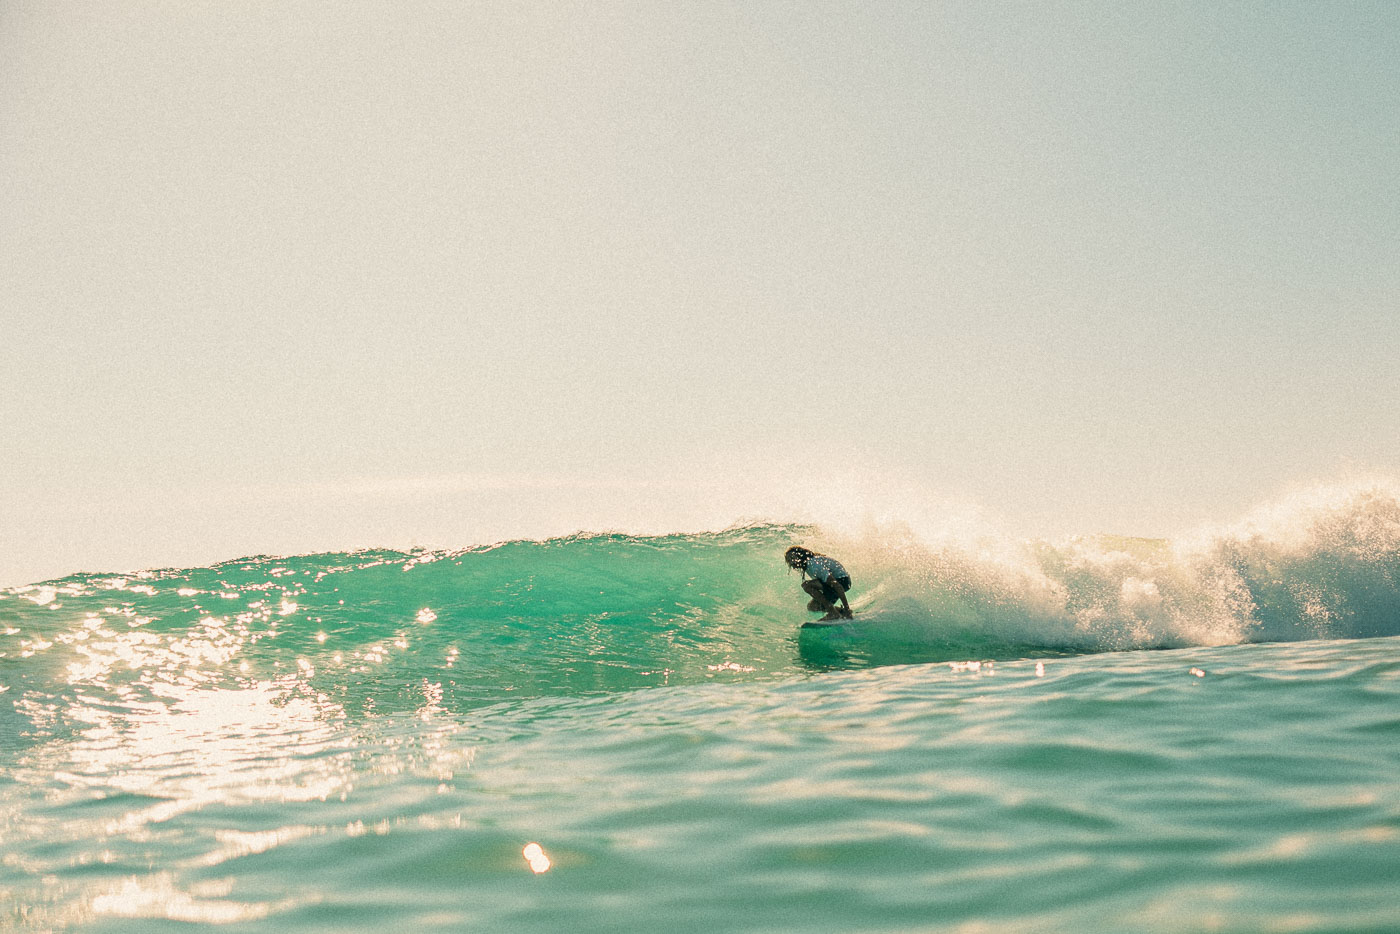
top-left (3, 496), bottom-right (1400, 932)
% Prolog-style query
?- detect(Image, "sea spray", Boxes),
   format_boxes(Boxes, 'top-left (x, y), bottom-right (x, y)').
top-left (814, 483), bottom-right (1400, 659)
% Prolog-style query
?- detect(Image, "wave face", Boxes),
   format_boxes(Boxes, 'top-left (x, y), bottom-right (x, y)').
top-left (4, 486), bottom-right (1400, 715)
top-left (2, 526), bottom-right (797, 726)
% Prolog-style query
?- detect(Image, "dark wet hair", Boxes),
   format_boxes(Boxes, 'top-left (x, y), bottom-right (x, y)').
top-left (784, 546), bottom-right (814, 569)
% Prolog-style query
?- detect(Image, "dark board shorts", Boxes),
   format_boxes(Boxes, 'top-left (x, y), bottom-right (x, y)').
top-left (822, 576), bottom-right (853, 602)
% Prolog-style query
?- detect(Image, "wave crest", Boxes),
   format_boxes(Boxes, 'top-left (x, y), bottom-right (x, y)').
top-left (822, 481), bottom-right (1400, 653)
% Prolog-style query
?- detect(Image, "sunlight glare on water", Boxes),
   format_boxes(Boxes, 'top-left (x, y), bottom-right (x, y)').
top-left (55, 678), bottom-right (347, 807)
top-left (523, 843), bottom-right (552, 874)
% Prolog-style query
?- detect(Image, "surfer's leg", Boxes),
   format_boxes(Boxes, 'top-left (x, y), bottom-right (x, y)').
top-left (802, 579), bottom-right (835, 615)
top-left (823, 580), bottom-right (853, 619)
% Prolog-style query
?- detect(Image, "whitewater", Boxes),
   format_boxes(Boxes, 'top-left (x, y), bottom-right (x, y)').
top-left (2, 484), bottom-right (1398, 932)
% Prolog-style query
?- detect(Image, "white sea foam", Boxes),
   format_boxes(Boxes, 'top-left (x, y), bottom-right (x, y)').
top-left (803, 478), bottom-right (1400, 651)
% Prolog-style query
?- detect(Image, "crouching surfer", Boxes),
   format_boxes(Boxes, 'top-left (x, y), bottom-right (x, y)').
top-left (784, 546), bottom-right (853, 621)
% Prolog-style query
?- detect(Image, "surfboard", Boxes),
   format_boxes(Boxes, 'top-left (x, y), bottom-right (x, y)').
top-left (800, 616), bottom-right (855, 629)
top-left (798, 583), bottom-right (881, 628)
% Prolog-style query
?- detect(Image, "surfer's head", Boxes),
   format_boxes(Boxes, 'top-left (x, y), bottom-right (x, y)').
top-left (784, 546), bottom-right (814, 570)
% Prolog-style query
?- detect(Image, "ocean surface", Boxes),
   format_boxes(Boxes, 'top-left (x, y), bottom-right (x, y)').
top-left (3, 490), bottom-right (1399, 932)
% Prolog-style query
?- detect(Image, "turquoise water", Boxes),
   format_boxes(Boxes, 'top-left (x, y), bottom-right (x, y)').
top-left (3, 494), bottom-right (1400, 932)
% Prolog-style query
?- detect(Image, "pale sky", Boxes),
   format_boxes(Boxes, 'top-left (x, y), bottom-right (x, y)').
top-left (3, 2), bottom-right (1398, 585)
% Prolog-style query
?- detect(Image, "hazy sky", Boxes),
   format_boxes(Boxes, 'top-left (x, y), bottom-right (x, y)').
top-left (3, 2), bottom-right (1398, 584)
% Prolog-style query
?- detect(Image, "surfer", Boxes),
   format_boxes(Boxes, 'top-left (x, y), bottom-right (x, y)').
top-left (784, 546), bottom-right (853, 621)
